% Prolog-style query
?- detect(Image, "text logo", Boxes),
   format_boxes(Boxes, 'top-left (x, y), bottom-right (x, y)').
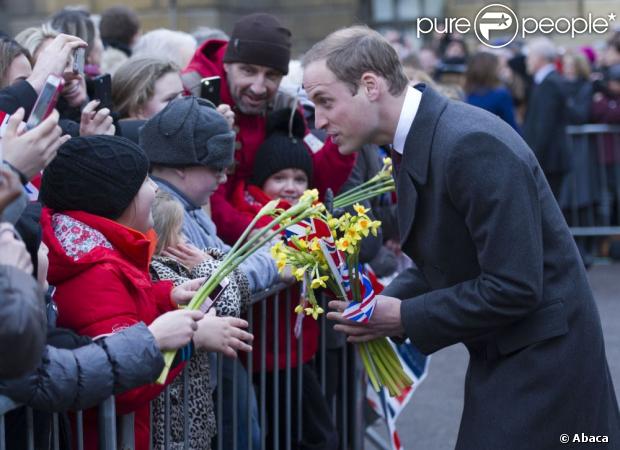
top-left (474, 4), bottom-right (519, 48)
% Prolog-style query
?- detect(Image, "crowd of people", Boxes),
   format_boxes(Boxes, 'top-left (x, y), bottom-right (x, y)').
top-left (0, 5), bottom-right (619, 450)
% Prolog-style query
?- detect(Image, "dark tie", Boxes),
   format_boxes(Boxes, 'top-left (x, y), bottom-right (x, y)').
top-left (389, 145), bottom-right (402, 175)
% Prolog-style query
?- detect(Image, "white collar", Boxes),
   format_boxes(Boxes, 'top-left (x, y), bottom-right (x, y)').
top-left (393, 85), bottom-right (422, 155)
top-left (534, 64), bottom-right (555, 84)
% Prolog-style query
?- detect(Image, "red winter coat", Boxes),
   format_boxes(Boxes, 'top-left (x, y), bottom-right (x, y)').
top-left (41, 209), bottom-right (183, 450)
top-left (231, 182), bottom-right (319, 370)
top-left (184, 40), bottom-right (356, 244)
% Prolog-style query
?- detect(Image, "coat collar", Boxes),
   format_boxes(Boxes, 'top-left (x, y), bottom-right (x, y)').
top-left (396, 85), bottom-right (448, 246)
top-left (399, 85), bottom-right (449, 186)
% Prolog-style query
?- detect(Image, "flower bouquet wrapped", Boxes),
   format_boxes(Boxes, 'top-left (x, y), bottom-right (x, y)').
top-left (156, 190), bottom-right (323, 384)
top-left (272, 203), bottom-right (413, 397)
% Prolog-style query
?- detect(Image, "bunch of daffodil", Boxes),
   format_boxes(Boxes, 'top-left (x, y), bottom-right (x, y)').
top-left (274, 202), bottom-right (412, 397)
top-left (156, 189), bottom-right (323, 384)
top-left (333, 157), bottom-right (395, 210)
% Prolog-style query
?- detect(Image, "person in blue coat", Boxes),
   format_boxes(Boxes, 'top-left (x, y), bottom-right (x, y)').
top-left (465, 51), bottom-right (520, 132)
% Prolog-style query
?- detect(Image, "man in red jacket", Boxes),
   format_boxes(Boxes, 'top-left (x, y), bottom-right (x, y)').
top-left (183, 12), bottom-right (356, 243)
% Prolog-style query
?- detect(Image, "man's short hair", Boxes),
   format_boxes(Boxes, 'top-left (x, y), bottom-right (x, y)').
top-left (302, 26), bottom-right (409, 96)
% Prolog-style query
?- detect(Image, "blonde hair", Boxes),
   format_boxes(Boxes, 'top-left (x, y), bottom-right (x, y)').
top-left (14, 25), bottom-right (59, 62)
top-left (112, 56), bottom-right (180, 118)
top-left (152, 191), bottom-right (185, 255)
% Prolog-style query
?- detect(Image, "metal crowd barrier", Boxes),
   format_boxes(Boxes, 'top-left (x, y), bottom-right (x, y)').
top-left (563, 124), bottom-right (620, 239)
top-left (0, 282), bottom-right (366, 450)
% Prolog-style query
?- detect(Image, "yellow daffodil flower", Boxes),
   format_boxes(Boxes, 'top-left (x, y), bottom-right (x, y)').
top-left (353, 203), bottom-right (369, 215)
top-left (310, 276), bottom-right (329, 289)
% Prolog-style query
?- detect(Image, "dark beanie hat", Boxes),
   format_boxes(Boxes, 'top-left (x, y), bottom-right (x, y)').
top-left (40, 135), bottom-right (149, 219)
top-left (223, 13), bottom-right (291, 74)
top-left (140, 96), bottom-right (235, 171)
top-left (251, 108), bottom-right (313, 188)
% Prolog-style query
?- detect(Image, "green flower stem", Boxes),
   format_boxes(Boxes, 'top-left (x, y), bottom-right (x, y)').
top-left (226, 199), bottom-right (279, 259)
top-left (333, 181), bottom-right (394, 209)
top-left (375, 339), bottom-right (413, 388)
top-left (157, 200), bottom-right (320, 384)
top-left (359, 342), bottom-right (381, 393)
top-left (333, 185), bottom-right (395, 209)
top-left (368, 340), bottom-right (400, 396)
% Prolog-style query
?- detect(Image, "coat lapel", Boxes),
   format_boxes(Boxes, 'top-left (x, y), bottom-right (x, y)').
top-left (397, 86), bottom-right (448, 246)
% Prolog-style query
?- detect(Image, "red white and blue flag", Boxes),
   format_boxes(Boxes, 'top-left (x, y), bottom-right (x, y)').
top-left (366, 340), bottom-right (430, 450)
top-left (341, 263), bottom-right (377, 323)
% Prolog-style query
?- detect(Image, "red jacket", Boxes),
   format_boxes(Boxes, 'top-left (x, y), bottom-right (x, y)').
top-left (231, 182), bottom-right (320, 370)
top-left (184, 40), bottom-right (356, 244)
top-left (41, 209), bottom-right (183, 450)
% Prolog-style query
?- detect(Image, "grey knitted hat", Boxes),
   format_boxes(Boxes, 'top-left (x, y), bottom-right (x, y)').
top-left (139, 96), bottom-right (235, 170)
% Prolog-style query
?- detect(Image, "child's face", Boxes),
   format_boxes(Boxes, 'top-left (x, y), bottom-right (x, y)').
top-left (262, 168), bottom-right (308, 205)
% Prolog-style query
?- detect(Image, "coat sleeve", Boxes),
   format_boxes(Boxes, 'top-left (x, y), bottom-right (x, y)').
top-left (209, 186), bottom-right (256, 244)
top-left (400, 132), bottom-right (544, 354)
top-left (0, 323), bottom-right (164, 411)
top-left (0, 265), bottom-right (46, 379)
top-left (0, 81), bottom-right (38, 116)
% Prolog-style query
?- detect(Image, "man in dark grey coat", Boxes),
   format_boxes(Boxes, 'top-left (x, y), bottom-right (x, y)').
top-left (522, 37), bottom-right (571, 199)
top-left (303, 26), bottom-right (620, 449)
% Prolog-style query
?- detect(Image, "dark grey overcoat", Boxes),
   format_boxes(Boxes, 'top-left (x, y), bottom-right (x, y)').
top-left (383, 86), bottom-right (620, 449)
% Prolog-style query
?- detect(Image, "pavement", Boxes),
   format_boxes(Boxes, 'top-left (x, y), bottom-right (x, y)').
top-left (367, 263), bottom-right (620, 450)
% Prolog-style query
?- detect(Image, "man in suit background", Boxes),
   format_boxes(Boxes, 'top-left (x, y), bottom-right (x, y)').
top-left (302, 26), bottom-right (619, 449)
top-left (522, 37), bottom-right (570, 200)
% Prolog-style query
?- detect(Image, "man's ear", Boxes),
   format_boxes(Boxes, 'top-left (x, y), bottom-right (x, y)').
top-left (360, 72), bottom-right (381, 101)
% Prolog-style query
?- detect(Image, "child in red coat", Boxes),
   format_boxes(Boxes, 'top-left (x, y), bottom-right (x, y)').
top-left (39, 136), bottom-right (219, 450)
top-left (232, 108), bottom-right (338, 450)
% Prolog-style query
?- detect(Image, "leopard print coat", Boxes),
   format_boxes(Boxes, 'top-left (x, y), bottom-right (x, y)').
top-left (150, 248), bottom-right (251, 449)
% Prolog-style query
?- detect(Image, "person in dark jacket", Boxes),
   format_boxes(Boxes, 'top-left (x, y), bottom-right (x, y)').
top-left (522, 37), bottom-right (570, 199)
top-left (305, 26), bottom-right (619, 450)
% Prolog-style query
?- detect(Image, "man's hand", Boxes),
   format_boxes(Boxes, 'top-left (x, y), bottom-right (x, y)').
top-left (0, 168), bottom-right (23, 213)
top-left (162, 243), bottom-right (212, 272)
top-left (27, 34), bottom-right (87, 94)
top-left (327, 294), bottom-right (405, 343)
top-left (79, 100), bottom-right (115, 136)
top-left (193, 309), bottom-right (253, 357)
top-left (216, 104), bottom-right (235, 129)
top-left (0, 224), bottom-right (33, 274)
top-left (2, 108), bottom-right (70, 180)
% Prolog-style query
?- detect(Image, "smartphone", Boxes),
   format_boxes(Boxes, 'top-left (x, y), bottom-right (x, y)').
top-left (73, 48), bottom-right (85, 75)
top-left (26, 74), bottom-right (64, 130)
top-left (200, 76), bottom-right (221, 105)
top-left (91, 73), bottom-right (113, 110)
top-left (199, 277), bottom-right (230, 314)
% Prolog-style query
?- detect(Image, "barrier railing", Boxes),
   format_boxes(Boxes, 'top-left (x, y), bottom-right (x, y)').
top-left (563, 124), bottom-right (620, 239)
top-left (0, 282), bottom-right (366, 450)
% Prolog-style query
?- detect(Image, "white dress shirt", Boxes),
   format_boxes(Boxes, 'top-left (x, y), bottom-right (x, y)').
top-left (392, 85), bottom-right (423, 155)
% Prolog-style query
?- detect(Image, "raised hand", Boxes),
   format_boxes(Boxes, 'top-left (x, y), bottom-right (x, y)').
top-left (80, 100), bottom-right (115, 136)
top-left (2, 108), bottom-right (69, 180)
